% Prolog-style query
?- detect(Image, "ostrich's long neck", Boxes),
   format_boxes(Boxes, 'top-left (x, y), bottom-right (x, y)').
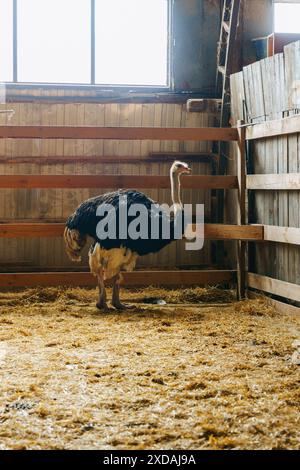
top-left (171, 171), bottom-right (182, 215)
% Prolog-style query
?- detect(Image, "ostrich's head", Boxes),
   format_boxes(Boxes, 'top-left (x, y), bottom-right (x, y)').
top-left (171, 161), bottom-right (192, 176)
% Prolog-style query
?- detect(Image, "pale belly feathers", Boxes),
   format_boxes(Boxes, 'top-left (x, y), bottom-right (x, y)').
top-left (89, 243), bottom-right (138, 281)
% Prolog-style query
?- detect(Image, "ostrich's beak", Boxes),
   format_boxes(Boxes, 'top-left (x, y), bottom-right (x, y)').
top-left (178, 164), bottom-right (192, 175)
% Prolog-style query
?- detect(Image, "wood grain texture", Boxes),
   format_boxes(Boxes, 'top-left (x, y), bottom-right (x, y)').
top-left (0, 223), bottom-right (264, 240)
top-left (263, 225), bottom-right (300, 245)
top-left (0, 174), bottom-right (238, 189)
top-left (236, 120), bottom-right (247, 299)
top-left (0, 153), bottom-right (217, 165)
top-left (247, 173), bottom-right (300, 190)
top-left (0, 125), bottom-right (239, 141)
top-left (246, 115), bottom-right (300, 140)
top-left (248, 272), bottom-right (300, 303)
top-left (229, 51), bottom-right (300, 297)
top-left (284, 40), bottom-right (300, 111)
top-left (199, 224), bottom-right (263, 240)
top-left (0, 102), bottom-right (215, 270)
top-left (248, 291), bottom-right (300, 316)
top-left (0, 270), bottom-right (236, 287)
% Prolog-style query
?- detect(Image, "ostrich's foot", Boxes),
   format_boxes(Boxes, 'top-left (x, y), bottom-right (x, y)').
top-left (96, 301), bottom-right (111, 312)
top-left (111, 274), bottom-right (135, 310)
top-left (111, 301), bottom-right (135, 311)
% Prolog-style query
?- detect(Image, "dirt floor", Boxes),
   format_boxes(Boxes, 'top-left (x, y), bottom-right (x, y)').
top-left (0, 286), bottom-right (299, 450)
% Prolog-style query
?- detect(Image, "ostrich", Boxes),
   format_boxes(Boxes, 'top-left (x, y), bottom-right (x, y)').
top-left (64, 161), bottom-right (191, 310)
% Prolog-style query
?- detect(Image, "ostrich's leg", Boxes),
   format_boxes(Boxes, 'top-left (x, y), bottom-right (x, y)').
top-left (111, 274), bottom-right (133, 310)
top-left (96, 272), bottom-right (109, 311)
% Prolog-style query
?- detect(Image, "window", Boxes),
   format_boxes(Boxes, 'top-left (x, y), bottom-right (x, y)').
top-left (274, 2), bottom-right (300, 33)
top-left (0, 0), bottom-right (169, 87)
top-left (95, 0), bottom-right (168, 86)
top-left (0, 0), bottom-right (13, 82)
top-left (18, 0), bottom-right (91, 84)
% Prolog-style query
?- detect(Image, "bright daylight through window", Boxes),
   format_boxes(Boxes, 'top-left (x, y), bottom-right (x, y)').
top-left (274, 2), bottom-right (300, 33)
top-left (0, 0), bottom-right (168, 86)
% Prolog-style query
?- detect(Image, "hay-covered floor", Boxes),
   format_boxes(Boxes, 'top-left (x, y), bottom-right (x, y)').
top-left (0, 286), bottom-right (299, 450)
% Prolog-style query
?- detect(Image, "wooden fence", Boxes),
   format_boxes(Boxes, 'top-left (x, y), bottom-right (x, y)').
top-left (1, 116), bottom-right (299, 308)
top-left (245, 115), bottom-right (300, 306)
top-left (0, 123), bottom-right (258, 294)
top-left (0, 102), bottom-right (215, 272)
top-left (229, 40), bottom-right (300, 311)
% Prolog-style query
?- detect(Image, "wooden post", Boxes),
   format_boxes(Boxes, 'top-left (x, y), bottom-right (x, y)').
top-left (236, 120), bottom-right (247, 299)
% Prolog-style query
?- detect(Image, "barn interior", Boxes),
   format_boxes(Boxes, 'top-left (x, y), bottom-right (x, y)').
top-left (0, 0), bottom-right (300, 451)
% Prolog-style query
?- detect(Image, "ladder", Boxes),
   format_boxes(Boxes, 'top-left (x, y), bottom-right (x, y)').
top-left (214, 0), bottom-right (242, 266)
top-left (216, 0), bottom-right (241, 127)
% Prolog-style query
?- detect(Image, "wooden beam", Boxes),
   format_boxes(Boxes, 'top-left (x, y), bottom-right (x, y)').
top-left (246, 115), bottom-right (300, 141)
top-left (248, 272), bottom-right (300, 303)
top-left (263, 225), bottom-right (300, 245)
top-left (0, 174), bottom-right (238, 189)
top-left (149, 151), bottom-right (218, 161)
top-left (237, 123), bottom-right (247, 226)
top-left (247, 173), bottom-right (300, 190)
top-left (264, 298), bottom-right (300, 315)
top-left (248, 291), bottom-right (300, 316)
top-left (237, 121), bottom-right (247, 300)
top-left (3, 88), bottom-right (217, 105)
top-left (187, 224), bottom-right (264, 241)
top-left (274, 1), bottom-right (300, 4)
top-left (0, 223), bottom-right (264, 240)
top-left (0, 152), bottom-right (217, 165)
top-left (0, 126), bottom-right (239, 142)
top-left (0, 223), bottom-right (64, 238)
top-left (0, 270), bottom-right (236, 287)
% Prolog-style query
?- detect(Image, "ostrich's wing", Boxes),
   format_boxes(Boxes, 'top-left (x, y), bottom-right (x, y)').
top-left (97, 197), bottom-right (186, 256)
top-left (66, 189), bottom-right (155, 241)
top-left (67, 188), bottom-right (186, 256)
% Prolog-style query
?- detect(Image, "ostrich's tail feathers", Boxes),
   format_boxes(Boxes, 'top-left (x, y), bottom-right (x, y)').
top-left (64, 227), bottom-right (87, 262)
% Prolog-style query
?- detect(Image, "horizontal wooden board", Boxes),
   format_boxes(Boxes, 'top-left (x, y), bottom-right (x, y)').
top-left (188, 224), bottom-right (264, 240)
top-left (0, 223), bottom-right (64, 237)
top-left (263, 225), bottom-right (300, 245)
top-left (0, 174), bottom-right (238, 189)
top-left (3, 89), bottom-right (220, 105)
top-left (248, 272), bottom-right (300, 303)
top-left (0, 270), bottom-right (236, 287)
top-left (0, 126), bottom-right (239, 142)
top-left (247, 173), bottom-right (300, 190)
top-left (263, 297), bottom-right (300, 316)
top-left (150, 151), bottom-right (218, 157)
top-left (246, 115), bottom-right (300, 140)
top-left (0, 223), bottom-right (264, 240)
top-left (0, 153), bottom-right (217, 165)
top-left (248, 291), bottom-right (300, 316)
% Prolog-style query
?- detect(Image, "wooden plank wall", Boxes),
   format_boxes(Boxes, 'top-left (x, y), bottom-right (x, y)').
top-left (228, 40), bottom-right (300, 284)
top-left (0, 96), bottom-right (215, 272)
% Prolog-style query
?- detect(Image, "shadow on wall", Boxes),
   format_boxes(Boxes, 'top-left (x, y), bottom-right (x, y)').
top-left (171, 0), bottom-right (273, 94)
top-left (172, 0), bottom-right (221, 93)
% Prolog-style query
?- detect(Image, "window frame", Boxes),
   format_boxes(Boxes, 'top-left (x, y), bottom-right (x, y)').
top-left (5, 0), bottom-right (171, 90)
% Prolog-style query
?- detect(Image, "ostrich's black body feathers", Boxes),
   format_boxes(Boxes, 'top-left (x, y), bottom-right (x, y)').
top-left (66, 189), bottom-right (185, 256)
